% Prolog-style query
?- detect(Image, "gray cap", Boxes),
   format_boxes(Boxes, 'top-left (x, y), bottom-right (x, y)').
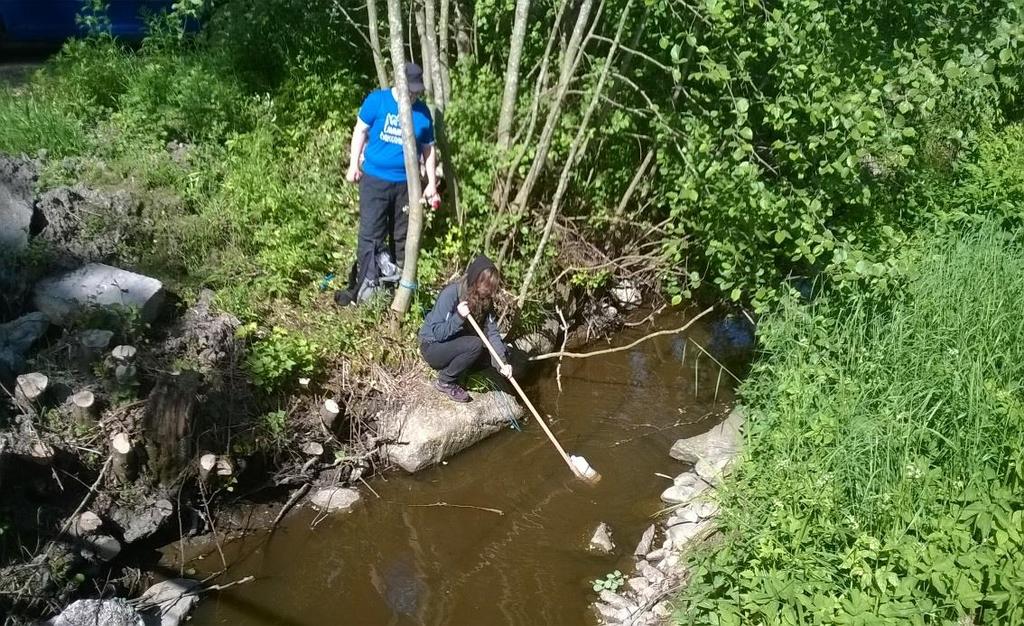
top-left (404, 62), bottom-right (426, 92)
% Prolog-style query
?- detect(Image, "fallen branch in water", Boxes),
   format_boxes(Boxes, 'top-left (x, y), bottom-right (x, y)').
top-left (272, 483), bottom-right (311, 529)
top-left (687, 336), bottom-right (742, 382)
top-left (529, 306), bottom-right (714, 361)
top-left (403, 501), bottom-right (504, 515)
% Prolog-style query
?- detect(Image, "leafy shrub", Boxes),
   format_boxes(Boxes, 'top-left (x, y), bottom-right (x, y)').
top-left (242, 325), bottom-right (319, 391)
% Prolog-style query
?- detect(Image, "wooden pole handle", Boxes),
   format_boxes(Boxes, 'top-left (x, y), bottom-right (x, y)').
top-left (464, 313), bottom-right (581, 477)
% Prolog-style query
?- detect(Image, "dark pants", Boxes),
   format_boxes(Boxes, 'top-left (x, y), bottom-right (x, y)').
top-left (348, 173), bottom-right (409, 293)
top-left (421, 336), bottom-right (487, 385)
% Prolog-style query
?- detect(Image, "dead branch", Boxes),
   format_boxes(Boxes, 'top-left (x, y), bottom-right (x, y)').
top-left (530, 306), bottom-right (714, 361)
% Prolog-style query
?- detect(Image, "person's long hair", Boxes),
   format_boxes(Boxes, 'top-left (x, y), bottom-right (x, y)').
top-left (467, 267), bottom-right (501, 318)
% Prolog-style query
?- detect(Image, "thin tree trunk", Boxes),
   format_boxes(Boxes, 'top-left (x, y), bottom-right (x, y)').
top-left (414, 9), bottom-right (435, 98)
top-left (516, 0), bottom-right (634, 307)
top-left (454, 1), bottom-right (472, 64)
top-left (387, 0), bottom-right (426, 318)
top-left (438, 0), bottom-right (452, 96)
top-left (367, 0), bottom-right (389, 87)
top-left (485, 0), bottom-right (569, 252)
top-left (494, 0), bottom-right (597, 263)
top-left (423, 0), bottom-right (447, 108)
top-left (496, 0), bottom-right (532, 151)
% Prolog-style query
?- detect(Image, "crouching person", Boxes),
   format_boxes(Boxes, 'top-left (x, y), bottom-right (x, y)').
top-left (419, 255), bottom-right (513, 402)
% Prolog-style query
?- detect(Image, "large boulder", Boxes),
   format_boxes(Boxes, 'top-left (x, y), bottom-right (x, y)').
top-left (45, 598), bottom-right (144, 626)
top-left (0, 312), bottom-right (48, 379)
top-left (110, 498), bottom-right (175, 544)
top-left (669, 407), bottom-right (745, 465)
top-left (0, 154), bottom-right (36, 254)
top-left (33, 263), bottom-right (165, 325)
top-left (35, 184), bottom-right (139, 267)
top-left (380, 380), bottom-right (523, 473)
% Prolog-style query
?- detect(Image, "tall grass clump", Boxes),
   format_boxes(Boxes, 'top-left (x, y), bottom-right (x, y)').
top-left (680, 225), bottom-right (1024, 624)
top-left (0, 90), bottom-right (87, 157)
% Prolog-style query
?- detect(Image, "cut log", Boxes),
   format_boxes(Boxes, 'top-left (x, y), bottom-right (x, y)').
top-left (33, 263), bottom-right (165, 326)
top-left (110, 433), bottom-right (136, 483)
top-left (298, 377), bottom-right (311, 390)
top-left (320, 399), bottom-right (340, 428)
top-left (111, 345), bottom-right (137, 363)
top-left (14, 372), bottom-right (48, 410)
top-left (301, 441), bottom-right (324, 457)
top-left (70, 390), bottom-right (98, 426)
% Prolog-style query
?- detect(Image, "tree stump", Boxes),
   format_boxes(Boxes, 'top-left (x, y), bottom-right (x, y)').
top-left (143, 372), bottom-right (199, 486)
top-left (301, 441), bottom-right (324, 457)
top-left (70, 390), bottom-right (99, 426)
top-left (320, 399), bottom-right (340, 429)
top-left (111, 345), bottom-right (137, 363)
top-left (110, 433), bottom-right (136, 483)
top-left (78, 329), bottom-right (114, 367)
top-left (14, 372), bottom-right (48, 411)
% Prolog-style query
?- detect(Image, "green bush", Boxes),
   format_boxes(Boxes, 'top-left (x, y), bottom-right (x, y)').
top-left (679, 225), bottom-right (1024, 624)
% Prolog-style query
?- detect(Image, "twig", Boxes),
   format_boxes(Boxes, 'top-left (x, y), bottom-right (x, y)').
top-left (403, 501), bottom-right (504, 515)
top-left (54, 455), bottom-right (111, 542)
top-left (555, 307), bottom-right (570, 393)
top-left (359, 475), bottom-right (380, 499)
top-left (623, 304), bottom-right (666, 327)
top-left (687, 337), bottom-right (741, 382)
top-left (272, 483), bottom-right (311, 529)
top-left (530, 306), bottom-right (714, 361)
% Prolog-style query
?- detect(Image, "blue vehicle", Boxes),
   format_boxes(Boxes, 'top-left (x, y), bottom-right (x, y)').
top-left (0, 1), bottom-right (177, 45)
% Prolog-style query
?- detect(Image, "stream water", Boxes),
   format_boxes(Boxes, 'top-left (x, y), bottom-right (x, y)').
top-left (184, 310), bottom-right (747, 626)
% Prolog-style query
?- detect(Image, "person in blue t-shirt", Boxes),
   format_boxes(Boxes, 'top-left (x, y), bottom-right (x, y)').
top-left (335, 62), bottom-right (439, 307)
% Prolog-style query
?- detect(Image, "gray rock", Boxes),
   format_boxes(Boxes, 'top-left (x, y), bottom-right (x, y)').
top-left (81, 534), bottom-right (121, 562)
top-left (310, 487), bottom-right (361, 513)
top-left (593, 601), bottom-right (629, 623)
top-left (599, 589), bottom-right (635, 612)
top-left (696, 501), bottom-right (720, 519)
top-left (380, 380), bottom-right (523, 473)
top-left (35, 185), bottom-right (139, 267)
top-left (111, 499), bottom-right (174, 544)
top-left (666, 520), bottom-right (713, 551)
top-left (589, 522), bottom-right (615, 554)
top-left (670, 406), bottom-right (745, 464)
top-left (138, 578), bottom-right (201, 626)
top-left (696, 453), bottom-right (734, 483)
top-left (645, 548), bottom-right (666, 562)
top-left (0, 312), bottom-right (49, 377)
top-left (45, 598), bottom-right (144, 626)
top-left (68, 511), bottom-right (103, 537)
top-left (33, 263), bottom-right (165, 325)
top-left (0, 154), bottom-right (36, 254)
top-left (652, 601), bottom-right (672, 618)
top-left (634, 524), bottom-right (656, 557)
top-left (638, 560), bottom-right (665, 584)
top-left (627, 576), bottom-right (650, 594)
top-left (660, 479), bottom-right (709, 505)
top-left (610, 281), bottom-right (642, 308)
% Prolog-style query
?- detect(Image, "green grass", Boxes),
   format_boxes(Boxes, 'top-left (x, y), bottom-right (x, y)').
top-left (679, 225), bottom-right (1024, 624)
top-left (0, 89), bottom-right (87, 157)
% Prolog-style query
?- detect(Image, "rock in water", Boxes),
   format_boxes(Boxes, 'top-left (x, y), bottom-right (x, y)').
top-left (45, 598), bottom-right (144, 626)
top-left (138, 578), bottom-right (201, 626)
top-left (669, 407), bottom-right (745, 464)
top-left (33, 263), bottom-right (165, 326)
top-left (0, 155), bottom-right (36, 254)
top-left (634, 524), bottom-right (656, 557)
top-left (380, 380), bottom-right (523, 473)
top-left (310, 487), bottom-right (361, 513)
top-left (589, 522), bottom-right (616, 553)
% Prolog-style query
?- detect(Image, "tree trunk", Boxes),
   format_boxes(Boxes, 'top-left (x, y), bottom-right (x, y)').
top-left (507, 0), bottom-right (596, 222)
top-left (414, 9), bottom-right (435, 99)
top-left (366, 0), bottom-right (390, 87)
top-left (423, 0), bottom-right (446, 108)
top-left (453, 1), bottom-right (472, 64)
top-left (488, 0), bottom-right (569, 239)
top-left (496, 0), bottom-right (532, 151)
top-left (386, 0), bottom-right (427, 319)
top-left (143, 372), bottom-right (199, 486)
top-left (516, 0), bottom-right (634, 307)
top-left (438, 0), bottom-right (452, 97)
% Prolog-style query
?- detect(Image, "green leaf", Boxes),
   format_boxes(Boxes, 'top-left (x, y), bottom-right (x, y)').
top-left (735, 97), bottom-right (750, 113)
top-left (730, 287), bottom-right (742, 301)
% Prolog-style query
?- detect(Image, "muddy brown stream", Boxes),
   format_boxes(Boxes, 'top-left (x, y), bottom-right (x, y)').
top-left (185, 311), bottom-right (744, 625)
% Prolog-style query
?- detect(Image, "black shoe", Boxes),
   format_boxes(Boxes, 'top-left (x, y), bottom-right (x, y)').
top-left (334, 289), bottom-right (355, 307)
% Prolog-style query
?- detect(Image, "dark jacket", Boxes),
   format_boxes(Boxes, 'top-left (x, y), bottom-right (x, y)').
top-left (418, 257), bottom-right (508, 362)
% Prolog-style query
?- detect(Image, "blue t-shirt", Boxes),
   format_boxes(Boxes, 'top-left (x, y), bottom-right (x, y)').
top-left (358, 88), bottom-right (435, 183)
